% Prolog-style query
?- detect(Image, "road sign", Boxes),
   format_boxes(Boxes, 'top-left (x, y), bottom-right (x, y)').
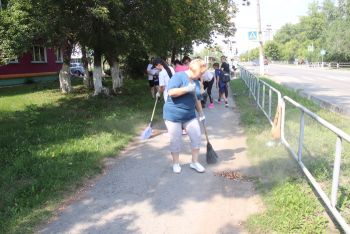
top-left (320, 49), bottom-right (326, 55)
top-left (248, 31), bottom-right (257, 40)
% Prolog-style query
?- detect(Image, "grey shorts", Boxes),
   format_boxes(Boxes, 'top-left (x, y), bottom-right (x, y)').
top-left (164, 118), bottom-right (201, 153)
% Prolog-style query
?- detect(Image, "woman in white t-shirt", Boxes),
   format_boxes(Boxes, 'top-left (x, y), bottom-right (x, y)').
top-left (201, 70), bottom-right (215, 108)
top-left (146, 57), bottom-right (159, 98)
top-left (153, 58), bottom-right (175, 102)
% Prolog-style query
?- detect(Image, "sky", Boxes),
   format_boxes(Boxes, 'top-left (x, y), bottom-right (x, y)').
top-left (195, 0), bottom-right (323, 56)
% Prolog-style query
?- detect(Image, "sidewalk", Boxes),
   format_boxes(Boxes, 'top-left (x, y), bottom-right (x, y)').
top-left (38, 85), bottom-right (263, 234)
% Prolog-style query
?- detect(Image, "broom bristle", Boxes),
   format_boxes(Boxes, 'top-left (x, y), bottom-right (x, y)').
top-left (140, 125), bottom-right (152, 140)
top-left (206, 142), bottom-right (218, 164)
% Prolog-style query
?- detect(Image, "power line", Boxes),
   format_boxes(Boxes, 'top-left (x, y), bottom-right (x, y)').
top-left (235, 26), bottom-right (278, 31)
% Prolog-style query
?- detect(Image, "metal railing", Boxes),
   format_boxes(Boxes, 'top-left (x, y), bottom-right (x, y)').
top-left (239, 66), bottom-right (350, 233)
top-left (240, 67), bottom-right (281, 125)
top-left (328, 62), bottom-right (350, 69)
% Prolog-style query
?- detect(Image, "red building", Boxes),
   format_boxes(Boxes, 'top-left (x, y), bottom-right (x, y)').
top-left (0, 46), bottom-right (63, 86)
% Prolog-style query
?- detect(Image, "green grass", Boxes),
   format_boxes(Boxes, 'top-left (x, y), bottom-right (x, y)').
top-left (231, 78), bottom-right (341, 233)
top-left (0, 78), bottom-right (160, 233)
top-left (260, 78), bottom-right (350, 220)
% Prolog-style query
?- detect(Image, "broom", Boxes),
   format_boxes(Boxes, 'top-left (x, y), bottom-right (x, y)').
top-left (201, 120), bottom-right (219, 164)
top-left (140, 97), bottom-right (158, 140)
top-left (271, 101), bottom-right (282, 140)
top-left (192, 79), bottom-right (218, 164)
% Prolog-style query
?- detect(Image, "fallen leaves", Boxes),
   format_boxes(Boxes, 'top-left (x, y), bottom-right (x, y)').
top-left (214, 170), bottom-right (243, 181)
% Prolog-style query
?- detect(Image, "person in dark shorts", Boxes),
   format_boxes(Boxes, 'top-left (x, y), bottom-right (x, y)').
top-left (146, 57), bottom-right (159, 98)
top-left (219, 56), bottom-right (230, 107)
top-left (201, 70), bottom-right (215, 108)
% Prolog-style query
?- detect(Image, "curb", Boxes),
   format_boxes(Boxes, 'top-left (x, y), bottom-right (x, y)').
top-left (263, 74), bottom-right (350, 116)
top-left (279, 82), bottom-right (350, 116)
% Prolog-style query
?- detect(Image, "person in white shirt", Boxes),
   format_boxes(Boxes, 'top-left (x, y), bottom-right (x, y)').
top-left (152, 58), bottom-right (175, 102)
top-left (201, 70), bottom-right (215, 108)
top-left (231, 58), bottom-right (238, 77)
top-left (146, 57), bottom-right (159, 98)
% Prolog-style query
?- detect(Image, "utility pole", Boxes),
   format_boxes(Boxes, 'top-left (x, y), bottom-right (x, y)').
top-left (257, 0), bottom-right (264, 75)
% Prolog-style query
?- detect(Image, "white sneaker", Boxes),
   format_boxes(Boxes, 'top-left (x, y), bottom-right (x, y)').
top-left (173, 164), bottom-right (181, 173)
top-left (190, 162), bottom-right (205, 173)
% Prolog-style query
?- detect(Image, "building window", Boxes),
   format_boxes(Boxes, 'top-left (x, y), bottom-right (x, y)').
top-left (55, 48), bottom-right (63, 63)
top-left (31, 46), bottom-right (47, 63)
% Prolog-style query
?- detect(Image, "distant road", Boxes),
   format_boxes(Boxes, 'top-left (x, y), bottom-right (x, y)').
top-left (244, 64), bottom-right (350, 115)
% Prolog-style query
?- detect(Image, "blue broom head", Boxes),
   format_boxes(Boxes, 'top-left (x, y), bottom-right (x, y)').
top-left (206, 142), bottom-right (218, 164)
top-left (141, 125), bottom-right (152, 140)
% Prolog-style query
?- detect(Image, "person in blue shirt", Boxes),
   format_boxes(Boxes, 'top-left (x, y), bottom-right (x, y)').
top-left (164, 59), bottom-right (207, 174)
top-left (213, 62), bottom-right (224, 104)
top-left (218, 56), bottom-right (230, 107)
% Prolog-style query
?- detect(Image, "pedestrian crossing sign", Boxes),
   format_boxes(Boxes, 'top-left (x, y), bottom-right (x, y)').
top-left (248, 31), bottom-right (257, 40)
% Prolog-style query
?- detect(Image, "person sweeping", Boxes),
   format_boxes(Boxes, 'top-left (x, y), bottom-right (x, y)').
top-left (163, 59), bottom-right (207, 174)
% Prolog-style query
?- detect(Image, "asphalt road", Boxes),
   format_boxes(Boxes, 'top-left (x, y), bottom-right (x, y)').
top-left (245, 64), bottom-right (350, 115)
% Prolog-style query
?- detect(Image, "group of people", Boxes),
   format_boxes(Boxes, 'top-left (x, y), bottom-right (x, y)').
top-left (145, 55), bottom-right (232, 174)
top-left (147, 56), bottom-right (231, 108)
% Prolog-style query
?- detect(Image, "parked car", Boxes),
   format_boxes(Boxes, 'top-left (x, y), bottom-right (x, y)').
top-left (70, 63), bottom-right (85, 76)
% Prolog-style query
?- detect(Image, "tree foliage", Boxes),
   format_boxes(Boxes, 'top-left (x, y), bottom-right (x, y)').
top-left (0, 0), bottom-right (47, 64)
top-left (244, 0), bottom-right (350, 63)
top-left (1, 0), bottom-right (234, 66)
top-left (143, 0), bottom-right (236, 60)
top-left (264, 41), bottom-right (280, 60)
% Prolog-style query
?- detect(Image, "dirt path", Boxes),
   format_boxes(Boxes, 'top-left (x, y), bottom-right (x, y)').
top-left (39, 85), bottom-right (263, 234)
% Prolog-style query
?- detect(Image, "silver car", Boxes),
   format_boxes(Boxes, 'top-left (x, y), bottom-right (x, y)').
top-left (70, 63), bottom-right (85, 76)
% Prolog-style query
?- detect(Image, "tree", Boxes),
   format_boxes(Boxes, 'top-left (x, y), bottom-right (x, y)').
top-left (273, 23), bottom-right (298, 45)
top-left (0, 1), bottom-right (47, 65)
top-left (264, 41), bottom-right (281, 61)
top-left (143, 0), bottom-right (236, 61)
top-left (324, 20), bottom-right (350, 61)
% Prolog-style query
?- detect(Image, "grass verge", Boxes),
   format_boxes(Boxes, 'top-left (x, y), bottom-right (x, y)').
top-left (230, 78), bottom-right (344, 233)
top-left (0, 78), bottom-right (161, 233)
top-left (262, 77), bottom-right (350, 223)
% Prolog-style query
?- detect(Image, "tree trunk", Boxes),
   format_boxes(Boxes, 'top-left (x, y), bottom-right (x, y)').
top-left (102, 58), bottom-right (108, 77)
top-left (59, 40), bottom-right (73, 93)
top-left (93, 50), bottom-right (109, 96)
top-left (81, 46), bottom-right (92, 88)
top-left (106, 57), bottom-right (123, 94)
top-left (59, 63), bottom-right (72, 93)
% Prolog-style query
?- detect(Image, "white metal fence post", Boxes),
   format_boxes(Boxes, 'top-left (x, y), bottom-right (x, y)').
top-left (268, 89), bottom-right (272, 119)
top-left (331, 137), bottom-right (342, 208)
top-left (298, 111), bottom-right (305, 162)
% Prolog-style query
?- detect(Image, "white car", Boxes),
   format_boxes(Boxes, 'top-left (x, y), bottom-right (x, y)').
top-left (70, 63), bottom-right (85, 76)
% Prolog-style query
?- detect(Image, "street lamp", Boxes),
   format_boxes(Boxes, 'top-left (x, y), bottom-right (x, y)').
top-left (265, 24), bottom-right (272, 41)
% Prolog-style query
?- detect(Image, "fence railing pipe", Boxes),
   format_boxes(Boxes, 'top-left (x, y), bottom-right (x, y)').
top-left (284, 96), bottom-right (350, 142)
top-left (268, 89), bottom-right (272, 119)
top-left (297, 111), bottom-right (305, 162)
top-left (331, 137), bottom-right (342, 208)
top-left (262, 84), bottom-right (266, 109)
top-left (257, 80), bottom-right (260, 107)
